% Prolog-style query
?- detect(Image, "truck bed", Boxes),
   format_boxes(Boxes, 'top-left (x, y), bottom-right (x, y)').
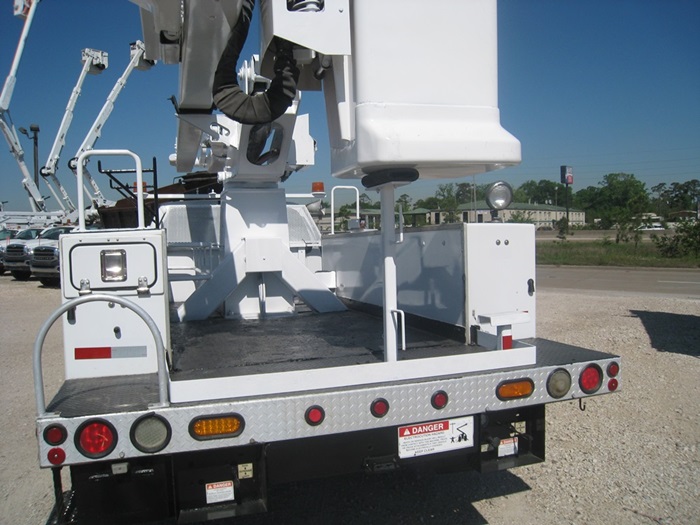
top-left (46, 308), bottom-right (613, 419)
top-left (169, 308), bottom-right (477, 381)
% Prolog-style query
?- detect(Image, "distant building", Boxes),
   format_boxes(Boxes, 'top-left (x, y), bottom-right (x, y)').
top-left (327, 202), bottom-right (586, 231)
top-left (430, 201), bottom-right (586, 227)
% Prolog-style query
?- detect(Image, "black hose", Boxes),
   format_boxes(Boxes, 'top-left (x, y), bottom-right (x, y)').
top-left (212, 0), bottom-right (299, 125)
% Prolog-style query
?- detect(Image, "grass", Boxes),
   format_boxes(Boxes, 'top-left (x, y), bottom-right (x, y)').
top-left (536, 239), bottom-right (700, 268)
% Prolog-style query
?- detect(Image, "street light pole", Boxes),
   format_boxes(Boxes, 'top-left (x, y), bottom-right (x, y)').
top-left (19, 123), bottom-right (40, 186)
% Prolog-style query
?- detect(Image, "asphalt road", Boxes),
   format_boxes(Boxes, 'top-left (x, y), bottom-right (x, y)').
top-left (537, 265), bottom-right (700, 299)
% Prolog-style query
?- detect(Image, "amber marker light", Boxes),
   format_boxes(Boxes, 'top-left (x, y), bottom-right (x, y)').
top-left (189, 414), bottom-right (245, 440)
top-left (496, 378), bottom-right (535, 400)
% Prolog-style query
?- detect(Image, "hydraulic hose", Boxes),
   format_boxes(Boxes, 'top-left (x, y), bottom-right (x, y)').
top-left (212, 0), bottom-right (300, 125)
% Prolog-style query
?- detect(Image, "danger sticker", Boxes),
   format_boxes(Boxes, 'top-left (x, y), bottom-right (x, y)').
top-left (398, 416), bottom-right (474, 459)
top-left (205, 480), bottom-right (234, 505)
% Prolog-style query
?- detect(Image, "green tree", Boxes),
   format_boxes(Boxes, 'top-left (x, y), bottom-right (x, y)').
top-left (435, 183), bottom-right (458, 222)
top-left (652, 219), bottom-right (700, 258)
top-left (517, 179), bottom-right (568, 205)
top-left (414, 196), bottom-right (439, 210)
top-left (396, 193), bottom-right (412, 212)
top-left (651, 180), bottom-right (700, 218)
top-left (575, 173), bottom-right (649, 229)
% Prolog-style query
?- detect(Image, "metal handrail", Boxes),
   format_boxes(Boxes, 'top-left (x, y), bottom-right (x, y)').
top-left (76, 149), bottom-right (144, 230)
top-left (33, 294), bottom-right (169, 417)
top-left (330, 185), bottom-right (360, 235)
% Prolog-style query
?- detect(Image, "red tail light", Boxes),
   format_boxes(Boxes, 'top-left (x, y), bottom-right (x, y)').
top-left (305, 406), bottom-right (325, 426)
top-left (607, 362), bottom-right (620, 377)
top-left (370, 398), bottom-right (390, 418)
top-left (431, 390), bottom-right (449, 409)
top-left (76, 419), bottom-right (117, 458)
top-left (579, 364), bottom-right (603, 394)
top-left (43, 424), bottom-right (67, 446)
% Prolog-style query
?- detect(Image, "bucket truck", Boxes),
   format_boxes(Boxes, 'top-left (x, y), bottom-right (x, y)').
top-left (0, 0), bottom-right (48, 213)
top-left (67, 40), bottom-right (153, 212)
top-left (34, 2), bottom-right (621, 523)
top-left (39, 48), bottom-right (109, 220)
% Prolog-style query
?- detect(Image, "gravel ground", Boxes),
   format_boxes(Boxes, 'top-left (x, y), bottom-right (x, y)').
top-left (0, 277), bottom-right (698, 524)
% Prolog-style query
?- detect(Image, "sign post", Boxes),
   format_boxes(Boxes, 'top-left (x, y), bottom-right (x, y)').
top-left (560, 166), bottom-right (573, 232)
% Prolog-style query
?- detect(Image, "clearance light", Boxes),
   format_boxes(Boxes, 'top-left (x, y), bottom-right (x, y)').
top-left (305, 405), bottom-right (325, 426)
top-left (497, 379), bottom-right (534, 400)
top-left (547, 369), bottom-right (572, 399)
top-left (190, 414), bottom-right (244, 440)
top-left (608, 378), bottom-right (619, 392)
top-left (47, 448), bottom-right (66, 466)
top-left (76, 419), bottom-right (117, 459)
top-left (579, 364), bottom-right (603, 394)
top-left (607, 362), bottom-right (620, 378)
top-left (370, 398), bottom-right (390, 418)
top-left (311, 181), bottom-right (325, 196)
top-left (431, 391), bottom-right (449, 410)
top-left (43, 424), bottom-right (67, 446)
top-left (130, 414), bottom-right (171, 453)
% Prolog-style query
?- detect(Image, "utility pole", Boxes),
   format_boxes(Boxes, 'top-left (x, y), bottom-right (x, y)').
top-left (19, 123), bottom-right (40, 186)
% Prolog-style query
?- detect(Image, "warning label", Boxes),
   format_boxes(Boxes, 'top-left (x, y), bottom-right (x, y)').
top-left (398, 416), bottom-right (474, 459)
top-left (205, 480), bottom-right (234, 505)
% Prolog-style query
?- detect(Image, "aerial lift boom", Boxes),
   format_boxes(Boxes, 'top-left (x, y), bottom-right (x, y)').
top-left (40, 48), bottom-right (108, 216)
top-left (0, 0), bottom-right (47, 212)
top-left (68, 41), bottom-right (152, 208)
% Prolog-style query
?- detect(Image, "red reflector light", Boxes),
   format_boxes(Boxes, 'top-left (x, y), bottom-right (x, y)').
top-left (47, 448), bottom-right (66, 466)
top-left (607, 362), bottom-right (620, 377)
top-left (431, 390), bottom-right (449, 409)
top-left (370, 398), bottom-right (390, 418)
top-left (43, 424), bottom-right (67, 446)
top-left (305, 406), bottom-right (325, 426)
top-left (579, 364), bottom-right (603, 394)
top-left (76, 419), bottom-right (117, 459)
top-left (608, 378), bottom-right (619, 392)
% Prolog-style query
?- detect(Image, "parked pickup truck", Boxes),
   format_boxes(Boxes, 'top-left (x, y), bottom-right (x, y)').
top-left (0, 227), bottom-right (43, 276)
top-left (4, 226), bottom-right (74, 282)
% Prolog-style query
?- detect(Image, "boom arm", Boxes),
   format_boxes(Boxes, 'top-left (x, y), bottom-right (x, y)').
top-left (70, 41), bottom-right (152, 208)
top-left (41, 48), bottom-right (108, 214)
top-left (0, 0), bottom-right (46, 212)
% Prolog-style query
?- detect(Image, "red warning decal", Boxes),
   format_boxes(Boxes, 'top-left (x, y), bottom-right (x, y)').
top-left (399, 420), bottom-right (449, 437)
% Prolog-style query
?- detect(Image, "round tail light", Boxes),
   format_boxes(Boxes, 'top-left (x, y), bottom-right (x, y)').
top-left (305, 405), bottom-right (325, 426)
top-left (43, 424), bottom-right (67, 446)
top-left (579, 364), bottom-right (603, 394)
top-left (76, 419), bottom-right (117, 459)
top-left (370, 398), bottom-right (390, 418)
top-left (547, 369), bottom-right (572, 399)
top-left (47, 447), bottom-right (66, 466)
top-left (431, 391), bottom-right (449, 409)
top-left (607, 362), bottom-right (620, 377)
top-left (131, 414), bottom-right (171, 453)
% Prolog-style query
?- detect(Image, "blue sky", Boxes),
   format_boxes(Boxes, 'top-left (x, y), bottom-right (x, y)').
top-left (1, 0), bottom-right (699, 211)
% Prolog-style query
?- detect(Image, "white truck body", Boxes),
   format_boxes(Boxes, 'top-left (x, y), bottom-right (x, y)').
top-left (33, 2), bottom-right (620, 523)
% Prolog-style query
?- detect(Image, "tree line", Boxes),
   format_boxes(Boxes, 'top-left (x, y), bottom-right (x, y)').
top-left (337, 173), bottom-right (699, 230)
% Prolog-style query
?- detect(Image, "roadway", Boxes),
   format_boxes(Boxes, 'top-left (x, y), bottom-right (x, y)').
top-left (536, 265), bottom-right (700, 299)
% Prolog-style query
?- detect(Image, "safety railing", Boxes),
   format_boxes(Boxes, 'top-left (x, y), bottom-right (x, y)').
top-left (33, 294), bottom-right (169, 417)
